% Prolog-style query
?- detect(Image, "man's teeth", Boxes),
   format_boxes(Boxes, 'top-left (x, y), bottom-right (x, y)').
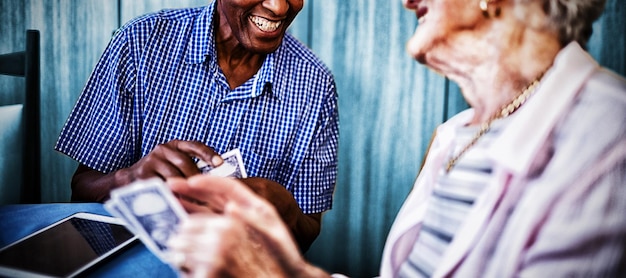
top-left (250, 16), bottom-right (282, 32)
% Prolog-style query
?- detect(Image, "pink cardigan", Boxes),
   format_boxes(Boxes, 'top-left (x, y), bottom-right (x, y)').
top-left (380, 42), bottom-right (626, 277)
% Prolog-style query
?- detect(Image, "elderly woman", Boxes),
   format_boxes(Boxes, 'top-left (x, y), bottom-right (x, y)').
top-left (166, 0), bottom-right (626, 276)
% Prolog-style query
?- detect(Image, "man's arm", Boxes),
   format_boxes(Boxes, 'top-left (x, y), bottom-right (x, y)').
top-left (71, 164), bottom-right (123, 202)
top-left (70, 140), bottom-right (223, 202)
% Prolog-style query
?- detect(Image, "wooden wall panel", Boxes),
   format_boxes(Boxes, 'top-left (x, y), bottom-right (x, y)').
top-left (119, 0), bottom-right (313, 46)
top-left (119, 0), bottom-right (208, 26)
top-left (302, 1), bottom-right (450, 277)
top-left (22, 0), bottom-right (118, 202)
top-left (287, 0), bottom-right (312, 46)
top-left (0, 0), bottom-right (26, 106)
top-left (0, 0), bottom-right (27, 204)
top-left (588, 0), bottom-right (626, 76)
top-left (0, 0), bottom-right (117, 202)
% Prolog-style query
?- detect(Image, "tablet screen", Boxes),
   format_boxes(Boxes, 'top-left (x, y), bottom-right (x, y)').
top-left (0, 213), bottom-right (136, 277)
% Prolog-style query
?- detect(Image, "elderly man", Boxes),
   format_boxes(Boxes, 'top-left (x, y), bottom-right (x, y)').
top-left (56, 0), bottom-right (339, 252)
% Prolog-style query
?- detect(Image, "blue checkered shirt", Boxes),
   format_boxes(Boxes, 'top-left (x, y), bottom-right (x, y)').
top-left (55, 3), bottom-right (339, 214)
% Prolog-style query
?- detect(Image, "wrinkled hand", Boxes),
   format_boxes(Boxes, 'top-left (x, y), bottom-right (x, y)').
top-left (239, 177), bottom-right (301, 226)
top-left (170, 176), bottom-right (321, 252)
top-left (167, 213), bottom-right (291, 278)
top-left (167, 176), bottom-right (328, 278)
top-left (169, 177), bottom-right (298, 215)
top-left (120, 140), bottom-right (223, 183)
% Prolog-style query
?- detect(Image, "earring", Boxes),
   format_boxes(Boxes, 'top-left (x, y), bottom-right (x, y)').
top-left (479, 0), bottom-right (501, 18)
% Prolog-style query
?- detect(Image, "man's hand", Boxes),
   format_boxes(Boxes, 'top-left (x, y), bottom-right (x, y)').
top-left (71, 140), bottom-right (222, 202)
top-left (120, 140), bottom-right (222, 182)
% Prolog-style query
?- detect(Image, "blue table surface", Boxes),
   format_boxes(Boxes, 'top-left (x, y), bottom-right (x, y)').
top-left (0, 203), bottom-right (178, 277)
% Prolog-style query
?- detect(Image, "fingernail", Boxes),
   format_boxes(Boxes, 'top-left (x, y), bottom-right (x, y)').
top-left (211, 155), bottom-right (223, 166)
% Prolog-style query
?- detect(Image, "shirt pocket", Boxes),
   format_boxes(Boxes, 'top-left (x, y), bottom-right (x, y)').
top-left (242, 145), bottom-right (281, 179)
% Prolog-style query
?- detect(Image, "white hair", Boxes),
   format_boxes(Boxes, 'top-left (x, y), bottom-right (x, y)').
top-left (513, 0), bottom-right (607, 48)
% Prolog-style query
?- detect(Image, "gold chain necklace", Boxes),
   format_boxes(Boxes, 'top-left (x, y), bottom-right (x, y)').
top-left (445, 74), bottom-right (544, 173)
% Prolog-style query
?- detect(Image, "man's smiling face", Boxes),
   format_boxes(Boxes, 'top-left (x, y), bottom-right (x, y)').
top-left (217, 0), bottom-right (304, 54)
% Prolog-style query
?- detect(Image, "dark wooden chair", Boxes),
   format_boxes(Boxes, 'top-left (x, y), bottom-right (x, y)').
top-left (0, 30), bottom-right (41, 203)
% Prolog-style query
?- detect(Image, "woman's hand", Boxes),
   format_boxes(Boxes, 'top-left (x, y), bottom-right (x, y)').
top-left (166, 176), bottom-right (329, 278)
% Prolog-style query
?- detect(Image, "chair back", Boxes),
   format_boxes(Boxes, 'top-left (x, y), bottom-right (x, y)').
top-left (0, 30), bottom-right (41, 204)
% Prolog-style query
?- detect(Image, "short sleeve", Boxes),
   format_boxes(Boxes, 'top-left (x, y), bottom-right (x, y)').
top-left (55, 29), bottom-right (139, 173)
top-left (292, 80), bottom-right (340, 214)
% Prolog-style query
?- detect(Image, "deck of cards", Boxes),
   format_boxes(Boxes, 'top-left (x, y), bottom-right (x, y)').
top-left (103, 148), bottom-right (248, 265)
top-left (104, 178), bottom-right (186, 264)
top-left (196, 148), bottom-right (248, 178)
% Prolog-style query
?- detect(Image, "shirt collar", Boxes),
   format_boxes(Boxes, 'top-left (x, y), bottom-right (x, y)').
top-left (184, 1), bottom-right (279, 100)
top-left (488, 42), bottom-right (599, 174)
top-left (184, 2), bottom-right (216, 65)
top-left (252, 53), bottom-right (277, 99)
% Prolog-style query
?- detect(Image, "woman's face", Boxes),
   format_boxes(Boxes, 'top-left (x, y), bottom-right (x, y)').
top-left (402, 0), bottom-right (485, 65)
top-left (217, 0), bottom-right (304, 54)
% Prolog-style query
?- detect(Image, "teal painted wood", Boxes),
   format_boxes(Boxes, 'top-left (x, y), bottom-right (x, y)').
top-left (0, 1), bottom-right (27, 204)
top-left (588, 0), bottom-right (626, 76)
top-left (301, 1), bottom-right (447, 276)
top-left (0, 0), bottom-right (117, 202)
top-left (0, 0), bottom-right (26, 106)
top-left (23, 0), bottom-right (118, 202)
top-left (119, 0), bottom-right (208, 26)
top-left (287, 0), bottom-right (312, 47)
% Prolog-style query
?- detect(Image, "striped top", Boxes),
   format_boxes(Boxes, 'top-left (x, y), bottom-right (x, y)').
top-left (398, 117), bottom-right (511, 277)
top-left (55, 2), bottom-right (339, 214)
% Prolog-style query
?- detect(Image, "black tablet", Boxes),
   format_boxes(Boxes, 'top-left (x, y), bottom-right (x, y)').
top-left (0, 212), bottom-right (137, 278)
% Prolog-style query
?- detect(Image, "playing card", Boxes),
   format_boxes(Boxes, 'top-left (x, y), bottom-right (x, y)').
top-left (197, 148), bottom-right (248, 178)
top-left (106, 178), bottom-right (187, 262)
top-left (103, 201), bottom-right (136, 233)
